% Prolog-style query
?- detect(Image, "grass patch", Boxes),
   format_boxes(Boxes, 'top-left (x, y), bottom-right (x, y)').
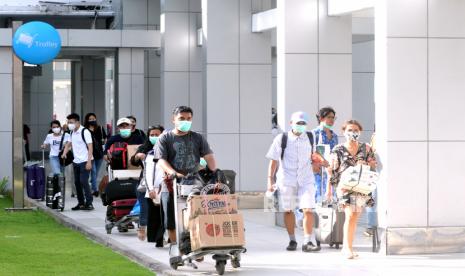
top-left (0, 197), bottom-right (154, 276)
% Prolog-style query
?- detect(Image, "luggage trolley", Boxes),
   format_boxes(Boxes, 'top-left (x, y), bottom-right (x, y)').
top-left (169, 173), bottom-right (246, 275)
top-left (104, 167), bottom-right (141, 234)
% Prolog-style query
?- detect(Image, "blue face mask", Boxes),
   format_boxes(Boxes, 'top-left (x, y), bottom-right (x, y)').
top-left (149, 136), bottom-right (159, 145)
top-left (120, 129), bottom-right (131, 138)
top-left (322, 122), bottom-right (333, 129)
top-left (199, 158), bottom-right (207, 167)
top-left (176, 120), bottom-right (192, 132)
top-left (292, 124), bottom-right (306, 134)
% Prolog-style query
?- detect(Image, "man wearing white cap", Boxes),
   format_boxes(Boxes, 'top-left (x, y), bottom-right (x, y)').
top-left (103, 117), bottom-right (146, 159)
top-left (266, 111), bottom-right (324, 252)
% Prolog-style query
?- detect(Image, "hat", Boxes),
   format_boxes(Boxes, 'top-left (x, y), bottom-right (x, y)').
top-left (117, 118), bottom-right (132, 126)
top-left (290, 111), bottom-right (309, 124)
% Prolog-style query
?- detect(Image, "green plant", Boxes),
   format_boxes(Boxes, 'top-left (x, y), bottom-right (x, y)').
top-left (0, 177), bottom-right (8, 195)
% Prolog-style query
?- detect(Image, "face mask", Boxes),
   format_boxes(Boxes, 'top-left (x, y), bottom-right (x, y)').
top-left (200, 158), bottom-right (207, 168)
top-left (52, 127), bottom-right (61, 134)
top-left (292, 124), bottom-right (306, 134)
top-left (345, 131), bottom-right (360, 141)
top-left (68, 123), bottom-right (76, 131)
top-left (120, 129), bottom-right (132, 138)
top-left (88, 120), bottom-right (97, 126)
top-left (149, 136), bottom-right (159, 145)
top-left (176, 120), bottom-right (192, 132)
top-left (322, 122), bottom-right (333, 129)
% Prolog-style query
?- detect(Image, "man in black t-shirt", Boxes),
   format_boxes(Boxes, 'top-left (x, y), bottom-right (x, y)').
top-left (155, 106), bottom-right (217, 256)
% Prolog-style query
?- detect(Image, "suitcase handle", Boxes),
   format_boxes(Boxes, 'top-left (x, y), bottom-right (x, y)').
top-left (42, 148), bottom-right (45, 167)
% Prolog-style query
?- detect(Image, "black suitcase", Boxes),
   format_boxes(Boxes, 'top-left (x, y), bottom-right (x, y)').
top-left (46, 175), bottom-right (65, 211)
top-left (104, 179), bottom-right (138, 206)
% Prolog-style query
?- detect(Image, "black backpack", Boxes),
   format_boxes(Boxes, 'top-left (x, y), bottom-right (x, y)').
top-left (280, 131), bottom-right (314, 160)
top-left (79, 128), bottom-right (104, 160)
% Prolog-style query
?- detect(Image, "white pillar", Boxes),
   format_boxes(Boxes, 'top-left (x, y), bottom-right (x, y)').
top-left (117, 48), bottom-right (146, 127)
top-left (277, 0), bottom-right (352, 133)
top-left (376, 0), bottom-right (465, 255)
top-left (203, 0), bottom-right (272, 192)
top-left (0, 47), bottom-right (13, 190)
top-left (160, 0), bottom-right (203, 131)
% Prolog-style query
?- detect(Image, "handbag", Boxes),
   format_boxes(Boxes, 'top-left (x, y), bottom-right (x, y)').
top-left (58, 133), bottom-right (73, 166)
top-left (339, 164), bottom-right (378, 195)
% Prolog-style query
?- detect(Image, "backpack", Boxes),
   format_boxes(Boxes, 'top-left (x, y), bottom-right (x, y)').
top-left (79, 128), bottom-right (104, 160)
top-left (280, 131), bottom-right (314, 160)
top-left (109, 142), bottom-right (128, 170)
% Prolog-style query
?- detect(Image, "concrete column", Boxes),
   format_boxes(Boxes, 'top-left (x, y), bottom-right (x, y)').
top-left (82, 57), bottom-right (106, 123)
top-left (277, 0), bottom-right (352, 133)
top-left (0, 47), bottom-right (13, 190)
top-left (118, 48), bottom-right (146, 127)
top-left (202, 0), bottom-right (272, 191)
top-left (376, 0), bottom-right (465, 255)
top-left (352, 40), bottom-right (375, 143)
top-left (160, 0), bottom-right (203, 131)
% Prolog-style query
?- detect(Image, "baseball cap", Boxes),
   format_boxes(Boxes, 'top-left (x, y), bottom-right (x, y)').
top-left (290, 111), bottom-right (309, 124)
top-left (117, 117), bottom-right (132, 126)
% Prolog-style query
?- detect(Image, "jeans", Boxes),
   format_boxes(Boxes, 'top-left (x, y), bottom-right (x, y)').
top-left (137, 189), bottom-right (148, 226)
top-left (366, 188), bottom-right (378, 227)
top-left (49, 156), bottom-right (63, 176)
top-left (90, 158), bottom-right (103, 192)
top-left (73, 162), bottom-right (93, 206)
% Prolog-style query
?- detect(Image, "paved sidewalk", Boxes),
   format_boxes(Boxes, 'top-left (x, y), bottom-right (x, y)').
top-left (29, 193), bottom-right (465, 276)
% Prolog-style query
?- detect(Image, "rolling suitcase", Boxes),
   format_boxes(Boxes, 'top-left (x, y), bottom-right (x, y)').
top-left (26, 150), bottom-right (46, 200)
top-left (46, 174), bottom-right (65, 211)
top-left (314, 168), bottom-right (345, 248)
top-left (109, 198), bottom-right (137, 221)
top-left (104, 178), bottom-right (138, 206)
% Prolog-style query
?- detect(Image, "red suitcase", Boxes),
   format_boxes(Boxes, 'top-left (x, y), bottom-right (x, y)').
top-left (109, 198), bottom-right (137, 221)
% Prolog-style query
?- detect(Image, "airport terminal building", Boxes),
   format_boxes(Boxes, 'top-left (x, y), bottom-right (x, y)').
top-left (1, 0), bottom-right (464, 254)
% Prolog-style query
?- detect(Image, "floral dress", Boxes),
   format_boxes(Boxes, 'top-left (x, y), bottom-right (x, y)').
top-left (329, 142), bottom-right (376, 209)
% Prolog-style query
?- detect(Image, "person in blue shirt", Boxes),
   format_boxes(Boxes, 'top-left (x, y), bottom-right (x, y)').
top-left (312, 107), bottom-right (338, 202)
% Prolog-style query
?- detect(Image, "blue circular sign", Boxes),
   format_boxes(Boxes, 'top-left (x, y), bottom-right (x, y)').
top-left (13, 21), bottom-right (61, 65)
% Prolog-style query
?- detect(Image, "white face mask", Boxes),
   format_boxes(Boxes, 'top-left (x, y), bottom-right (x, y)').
top-left (52, 127), bottom-right (61, 134)
top-left (345, 131), bottom-right (360, 141)
top-left (68, 123), bottom-right (76, 131)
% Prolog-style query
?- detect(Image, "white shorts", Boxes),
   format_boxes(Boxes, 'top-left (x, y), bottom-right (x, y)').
top-left (278, 184), bottom-right (316, 211)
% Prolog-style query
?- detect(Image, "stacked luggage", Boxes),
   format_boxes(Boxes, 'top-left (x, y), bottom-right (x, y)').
top-left (46, 174), bottom-right (65, 211)
top-left (103, 143), bottom-right (141, 234)
top-left (169, 169), bottom-right (246, 275)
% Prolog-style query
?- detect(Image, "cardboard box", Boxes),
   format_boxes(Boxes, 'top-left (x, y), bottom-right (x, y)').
top-left (187, 194), bottom-right (238, 219)
top-left (189, 214), bottom-right (245, 251)
top-left (127, 144), bottom-right (142, 170)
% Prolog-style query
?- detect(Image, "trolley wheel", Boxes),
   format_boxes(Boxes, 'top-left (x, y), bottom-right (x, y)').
top-left (317, 241), bottom-right (321, 247)
top-left (215, 260), bottom-right (226, 275)
top-left (170, 256), bottom-right (182, 270)
top-left (118, 227), bottom-right (128, 233)
top-left (335, 243), bottom-right (340, 249)
top-left (329, 242), bottom-right (334, 247)
top-left (231, 259), bottom-right (240, 268)
top-left (60, 207), bottom-right (64, 212)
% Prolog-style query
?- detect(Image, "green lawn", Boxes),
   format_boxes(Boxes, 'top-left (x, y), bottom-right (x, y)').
top-left (0, 197), bottom-right (154, 276)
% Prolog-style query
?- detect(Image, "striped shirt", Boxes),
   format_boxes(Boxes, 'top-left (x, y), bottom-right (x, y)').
top-left (266, 131), bottom-right (315, 188)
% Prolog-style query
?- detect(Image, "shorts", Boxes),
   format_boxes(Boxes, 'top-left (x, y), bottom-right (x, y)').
top-left (278, 184), bottom-right (316, 211)
top-left (161, 192), bottom-right (176, 230)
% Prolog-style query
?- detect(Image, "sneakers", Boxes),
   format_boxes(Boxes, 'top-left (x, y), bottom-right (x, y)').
top-left (286, 240), bottom-right (298, 251)
top-left (83, 204), bottom-right (94, 211)
top-left (364, 228), bottom-right (374, 237)
top-left (71, 204), bottom-right (84, 211)
top-left (169, 243), bottom-right (180, 257)
top-left (302, 242), bottom-right (321, 252)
